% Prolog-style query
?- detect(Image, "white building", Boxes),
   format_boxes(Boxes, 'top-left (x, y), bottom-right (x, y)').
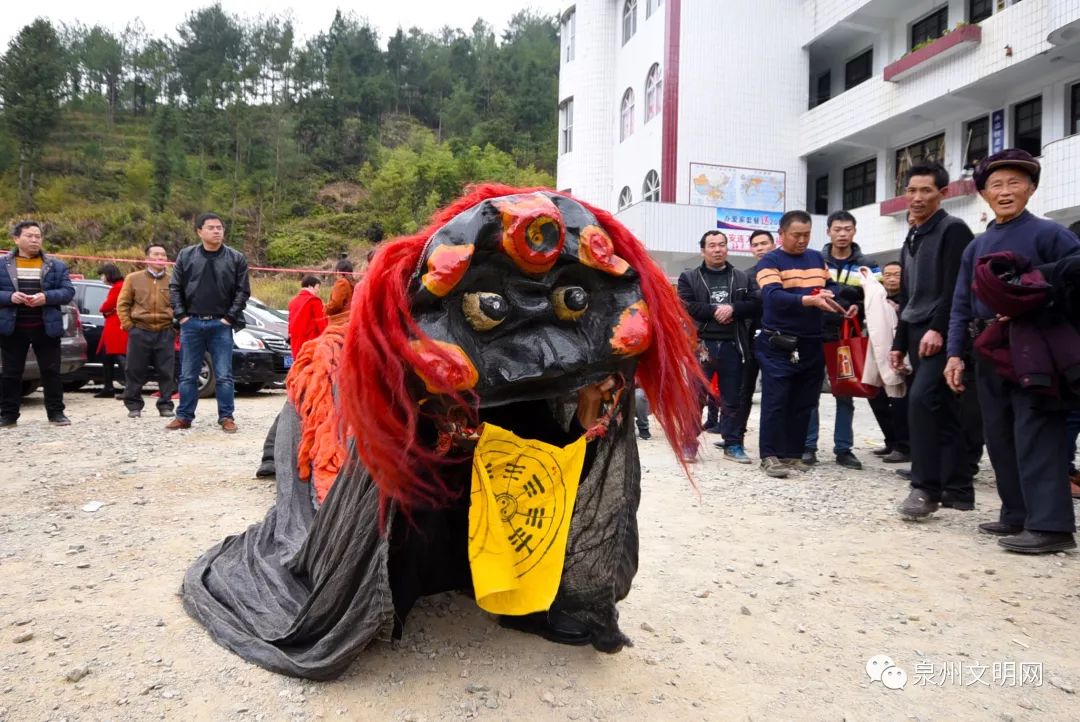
top-left (556, 0), bottom-right (1080, 274)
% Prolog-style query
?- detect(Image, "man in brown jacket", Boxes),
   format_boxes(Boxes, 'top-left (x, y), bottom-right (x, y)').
top-left (117, 244), bottom-right (176, 419)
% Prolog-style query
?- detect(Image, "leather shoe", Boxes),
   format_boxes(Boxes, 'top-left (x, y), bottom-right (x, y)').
top-left (882, 450), bottom-right (910, 463)
top-left (835, 451), bottom-right (863, 470)
top-left (801, 449), bottom-right (818, 465)
top-left (159, 408), bottom-right (175, 418)
top-left (165, 418), bottom-right (192, 430)
top-left (1070, 472), bottom-right (1080, 499)
top-left (978, 521), bottom-right (1023, 536)
top-left (998, 530), bottom-right (1077, 554)
top-left (255, 462), bottom-right (276, 478)
top-left (871, 445), bottom-right (892, 456)
top-left (219, 417), bottom-right (238, 433)
top-left (48, 414), bottom-right (71, 426)
top-left (127, 409), bottom-right (141, 418)
top-left (894, 468), bottom-right (912, 480)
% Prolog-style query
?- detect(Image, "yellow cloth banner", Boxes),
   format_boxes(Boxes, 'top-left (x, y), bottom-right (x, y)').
top-left (468, 423), bottom-right (586, 616)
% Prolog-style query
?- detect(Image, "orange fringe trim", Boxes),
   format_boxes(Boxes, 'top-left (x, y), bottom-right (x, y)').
top-left (286, 325), bottom-right (349, 505)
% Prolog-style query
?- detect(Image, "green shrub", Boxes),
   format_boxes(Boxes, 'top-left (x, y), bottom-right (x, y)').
top-left (265, 228), bottom-right (342, 267)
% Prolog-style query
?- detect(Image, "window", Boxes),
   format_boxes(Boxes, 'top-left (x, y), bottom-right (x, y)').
top-left (642, 171), bottom-right (660, 202)
top-left (559, 98), bottom-right (574, 154)
top-left (811, 71), bottom-right (831, 109)
top-left (1071, 82), bottom-right (1080, 136)
top-left (843, 159), bottom-right (876, 209)
top-left (562, 11), bottom-right (576, 63)
top-left (969, 0), bottom-right (993, 22)
top-left (620, 88), bottom-right (635, 141)
top-left (78, 284), bottom-right (109, 317)
top-left (911, 6), bottom-right (948, 49)
top-left (646, 0), bottom-right (663, 19)
top-left (623, 0), bottom-right (638, 45)
top-left (845, 49), bottom-right (873, 90)
top-left (894, 133), bottom-right (945, 195)
top-left (813, 176), bottom-right (829, 215)
top-left (618, 186), bottom-right (633, 210)
top-left (645, 63), bottom-right (662, 122)
top-left (964, 116), bottom-right (989, 169)
top-left (1013, 96), bottom-right (1042, 156)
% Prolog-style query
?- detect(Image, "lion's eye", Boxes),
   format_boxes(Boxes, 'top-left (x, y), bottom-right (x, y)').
top-left (463, 292), bottom-right (509, 331)
top-left (552, 286), bottom-right (589, 321)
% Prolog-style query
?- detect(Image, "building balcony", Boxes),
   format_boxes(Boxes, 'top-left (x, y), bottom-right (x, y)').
top-left (799, 0), bottom-right (1045, 158)
top-left (883, 24), bottom-right (981, 83)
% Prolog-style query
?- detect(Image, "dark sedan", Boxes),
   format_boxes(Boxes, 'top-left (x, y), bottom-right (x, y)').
top-left (3, 303), bottom-right (87, 396)
top-left (64, 279), bottom-right (291, 397)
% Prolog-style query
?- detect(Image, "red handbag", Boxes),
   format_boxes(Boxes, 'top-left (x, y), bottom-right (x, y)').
top-left (824, 318), bottom-right (879, 398)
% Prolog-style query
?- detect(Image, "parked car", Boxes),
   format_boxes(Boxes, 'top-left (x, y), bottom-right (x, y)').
top-left (63, 279), bottom-right (291, 397)
top-left (2, 302), bottom-right (87, 396)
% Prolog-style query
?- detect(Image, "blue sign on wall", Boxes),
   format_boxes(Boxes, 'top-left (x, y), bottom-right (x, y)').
top-left (991, 109), bottom-right (1005, 154)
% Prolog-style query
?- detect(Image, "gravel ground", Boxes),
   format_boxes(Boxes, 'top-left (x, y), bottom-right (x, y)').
top-left (1, 386), bottom-right (1077, 721)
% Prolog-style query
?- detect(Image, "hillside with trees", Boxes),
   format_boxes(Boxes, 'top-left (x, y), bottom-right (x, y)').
top-left (0, 4), bottom-right (559, 272)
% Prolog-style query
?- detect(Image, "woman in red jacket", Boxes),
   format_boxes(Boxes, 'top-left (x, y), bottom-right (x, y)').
top-left (95, 263), bottom-right (129, 398)
top-left (287, 275), bottom-right (328, 359)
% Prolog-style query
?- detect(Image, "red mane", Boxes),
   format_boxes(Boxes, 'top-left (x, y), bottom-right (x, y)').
top-left (339, 184), bottom-right (704, 518)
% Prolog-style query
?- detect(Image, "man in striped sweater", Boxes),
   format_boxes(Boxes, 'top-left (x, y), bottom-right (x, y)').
top-left (754, 211), bottom-right (853, 478)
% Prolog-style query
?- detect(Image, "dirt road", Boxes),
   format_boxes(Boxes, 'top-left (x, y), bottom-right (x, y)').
top-left (1, 388), bottom-right (1077, 721)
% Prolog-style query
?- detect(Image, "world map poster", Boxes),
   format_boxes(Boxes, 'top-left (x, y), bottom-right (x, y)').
top-left (689, 163), bottom-right (787, 254)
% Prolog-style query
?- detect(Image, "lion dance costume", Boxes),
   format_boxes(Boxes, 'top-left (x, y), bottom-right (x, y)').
top-left (181, 185), bottom-right (703, 679)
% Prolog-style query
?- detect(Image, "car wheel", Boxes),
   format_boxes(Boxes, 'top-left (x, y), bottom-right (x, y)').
top-left (63, 379), bottom-right (88, 392)
top-left (235, 382), bottom-right (264, 395)
top-left (198, 353), bottom-right (217, 399)
top-left (20, 381), bottom-right (39, 397)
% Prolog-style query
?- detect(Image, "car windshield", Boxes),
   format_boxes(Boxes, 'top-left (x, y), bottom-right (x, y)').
top-left (248, 297), bottom-right (288, 321)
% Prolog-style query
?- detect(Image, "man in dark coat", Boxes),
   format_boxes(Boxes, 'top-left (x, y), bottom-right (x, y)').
top-left (677, 230), bottom-right (757, 463)
top-left (946, 149), bottom-right (1079, 554)
top-left (0, 221), bottom-right (75, 427)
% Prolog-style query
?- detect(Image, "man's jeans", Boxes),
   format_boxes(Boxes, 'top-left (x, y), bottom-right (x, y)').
top-left (805, 395), bottom-right (854, 454)
top-left (177, 317), bottom-right (235, 422)
top-left (701, 339), bottom-right (744, 445)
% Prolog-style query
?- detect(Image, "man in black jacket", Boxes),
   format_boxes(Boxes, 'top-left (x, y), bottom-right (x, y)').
top-left (890, 163), bottom-right (977, 520)
top-left (677, 230), bottom-right (758, 463)
top-left (167, 213), bottom-right (251, 433)
top-left (731, 230), bottom-right (776, 446)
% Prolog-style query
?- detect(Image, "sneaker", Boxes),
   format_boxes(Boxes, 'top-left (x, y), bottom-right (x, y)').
top-left (835, 451), bottom-right (863, 470)
top-left (871, 446), bottom-right (892, 457)
top-left (998, 530), bottom-right (1077, 554)
top-left (760, 456), bottom-right (790, 478)
top-left (48, 415), bottom-right (71, 426)
top-left (159, 408), bottom-right (175, 418)
top-left (638, 429), bottom-right (651, 440)
top-left (801, 449), bottom-right (818, 465)
top-left (165, 418), bottom-right (192, 430)
top-left (219, 417), bottom-right (238, 434)
top-left (724, 444), bottom-right (752, 464)
top-left (882, 450), bottom-right (911, 464)
top-left (978, 521), bottom-right (1023, 536)
top-left (0, 417), bottom-right (16, 429)
top-left (784, 458), bottom-right (812, 473)
top-left (898, 489), bottom-right (939, 519)
top-left (127, 409), bottom-right (141, 419)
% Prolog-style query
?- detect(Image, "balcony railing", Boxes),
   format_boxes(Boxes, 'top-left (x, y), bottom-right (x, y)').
top-left (884, 24), bottom-right (982, 82)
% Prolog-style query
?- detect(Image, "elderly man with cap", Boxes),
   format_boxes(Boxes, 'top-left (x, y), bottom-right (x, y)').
top-left (946, 149), bottom-right (1080, 554)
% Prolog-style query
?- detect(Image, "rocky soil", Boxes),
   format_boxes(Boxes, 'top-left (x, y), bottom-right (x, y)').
top-left (1, 388), bottom-right (1077, 721)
